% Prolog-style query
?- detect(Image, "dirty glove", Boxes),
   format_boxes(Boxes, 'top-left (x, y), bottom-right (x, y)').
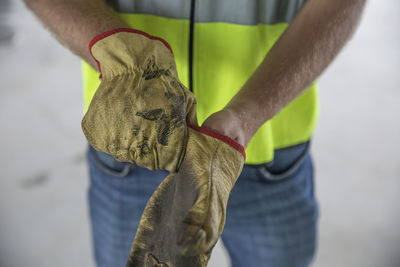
top-left (81, 28), bottom-right (197, 172)
top-left (126, 124), bottom-right (245, 267)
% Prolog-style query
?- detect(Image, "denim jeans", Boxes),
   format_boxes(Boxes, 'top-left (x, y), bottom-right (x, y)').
top-left (87, 142), bottom-right (318, 267)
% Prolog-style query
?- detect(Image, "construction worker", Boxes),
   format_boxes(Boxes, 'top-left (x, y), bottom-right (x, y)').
top-left (24, 0), bottom-right (366, 266)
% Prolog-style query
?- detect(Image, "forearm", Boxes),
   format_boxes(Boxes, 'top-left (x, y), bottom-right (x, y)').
top-left (24, 0), bottom-right (129, 70)
top-left (208, 0), bottom-right (366, 147)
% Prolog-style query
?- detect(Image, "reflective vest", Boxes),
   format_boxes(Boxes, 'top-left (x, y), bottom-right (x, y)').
top-left (82, 0), bottom-right (319, 165)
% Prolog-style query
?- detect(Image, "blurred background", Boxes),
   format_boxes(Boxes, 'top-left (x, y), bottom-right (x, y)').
top-left (0, 0), bottom-right (399, 266)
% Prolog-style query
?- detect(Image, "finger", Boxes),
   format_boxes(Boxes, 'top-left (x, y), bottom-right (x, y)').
top-left (175, 181), bottom-right (217, 256)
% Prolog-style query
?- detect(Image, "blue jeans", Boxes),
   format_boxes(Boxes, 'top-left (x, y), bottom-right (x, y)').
top-left (87, 142), bottom-right (318, 267)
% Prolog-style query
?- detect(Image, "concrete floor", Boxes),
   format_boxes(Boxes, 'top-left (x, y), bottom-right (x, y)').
top-left (0, 1), bottom-right (399, 267)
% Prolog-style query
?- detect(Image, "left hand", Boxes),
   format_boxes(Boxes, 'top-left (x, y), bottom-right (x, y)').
top-left (201, 109), bottom-right (249, 148)
top-left (126, 125), bottom-right (245, 266)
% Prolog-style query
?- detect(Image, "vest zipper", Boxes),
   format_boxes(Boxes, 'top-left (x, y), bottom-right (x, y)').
top-left (188, 0), bottom-right (196, 92)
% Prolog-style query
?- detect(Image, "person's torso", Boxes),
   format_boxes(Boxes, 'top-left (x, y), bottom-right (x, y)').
top-left (82, 0), bottom-right (319, 165)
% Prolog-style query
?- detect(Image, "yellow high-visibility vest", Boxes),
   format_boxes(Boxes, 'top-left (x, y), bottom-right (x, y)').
top-left (82, 0), bottom-right (319, 165)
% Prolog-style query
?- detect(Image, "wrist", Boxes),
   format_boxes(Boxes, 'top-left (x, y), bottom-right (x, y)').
top-left (201, 108), bottom-right (250, 148)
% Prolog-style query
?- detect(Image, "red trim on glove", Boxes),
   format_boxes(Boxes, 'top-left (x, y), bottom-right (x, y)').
top-left (188, 124), bottom-right (246, 160)
top-left (88, 28), bottom-right (174, 78)
top-left (89, 28), bottom-right (173, 54)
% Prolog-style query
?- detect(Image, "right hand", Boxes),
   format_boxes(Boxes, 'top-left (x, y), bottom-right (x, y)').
top-left (81, 29), bottom-right (197, 172)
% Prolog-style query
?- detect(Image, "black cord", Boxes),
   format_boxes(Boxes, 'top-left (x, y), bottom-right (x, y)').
top-left (188, 0), bottom-right (196, 92)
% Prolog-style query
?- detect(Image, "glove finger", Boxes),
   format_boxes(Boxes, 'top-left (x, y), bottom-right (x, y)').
top-left (177, 225), bottom-right (208, 256)
top-left (127, 174), bottom-right (176, 266)
top-left (175, 183), bottom-right (218, 256)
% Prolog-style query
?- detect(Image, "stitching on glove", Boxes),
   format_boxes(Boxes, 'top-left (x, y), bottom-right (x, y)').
top-left (199, 140), bottom-right (219, 243)
top-left (147, 253), bottom-right (170, 267)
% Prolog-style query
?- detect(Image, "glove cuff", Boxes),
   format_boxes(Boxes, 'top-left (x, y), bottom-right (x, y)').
top-left (88, 28), bottom-right (174, 78)
top-left (188, 124), bottom-right (246, 160)
top-left (89, 28), bottom-right (173, 54)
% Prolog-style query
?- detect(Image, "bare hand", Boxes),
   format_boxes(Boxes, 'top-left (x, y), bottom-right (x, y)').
top-left (201, 109), bottom-right (248, 148)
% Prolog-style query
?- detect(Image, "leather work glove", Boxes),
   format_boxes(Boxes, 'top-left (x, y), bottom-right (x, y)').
top-left (126, 124), bottom-right (245, 267)
top-left (81, 28), bottom-right (197, 172)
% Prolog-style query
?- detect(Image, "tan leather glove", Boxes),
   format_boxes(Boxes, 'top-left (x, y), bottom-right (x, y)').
top-left (126, 125), bottom-right (245, 267)
top-left (81, 28), bottom-right (197, 172)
